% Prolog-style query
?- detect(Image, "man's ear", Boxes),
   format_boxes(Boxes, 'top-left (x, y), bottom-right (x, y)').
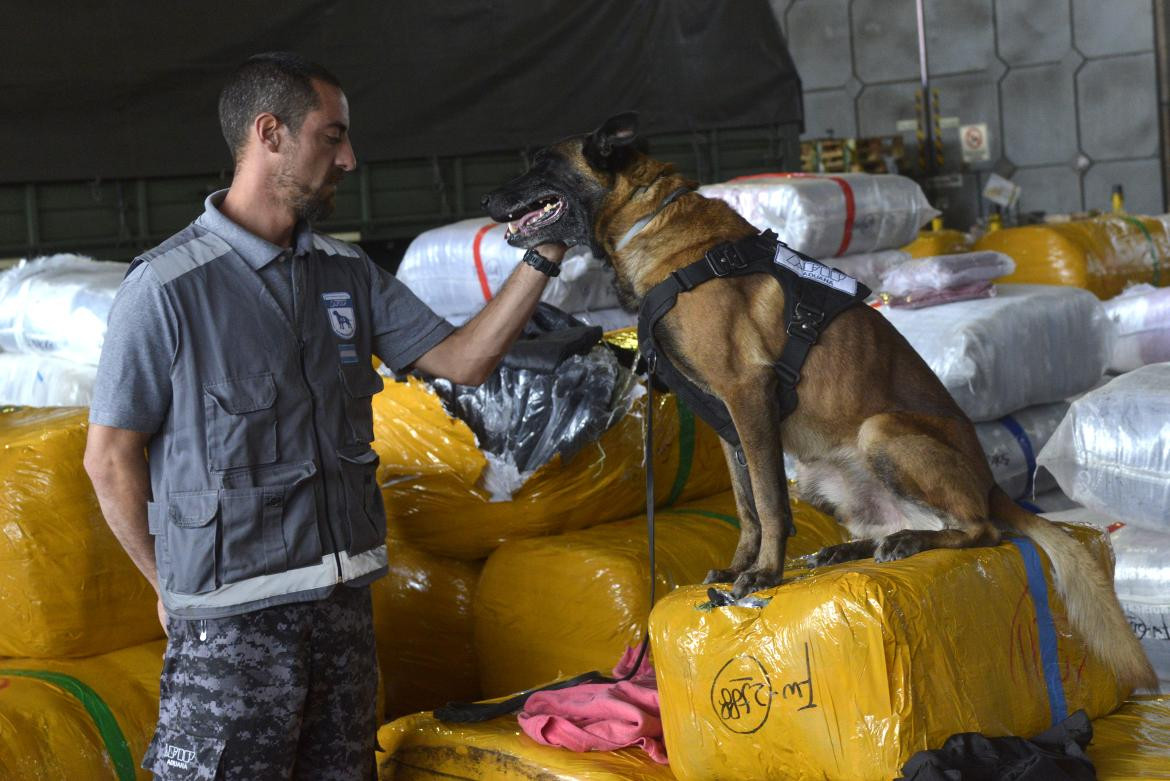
top-left (583, 111), bottom-right (639, 171)
top-left (256, 112), bottom-right (282, 153)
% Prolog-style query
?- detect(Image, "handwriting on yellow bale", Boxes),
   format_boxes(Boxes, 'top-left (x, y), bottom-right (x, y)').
top-left (651, 525), bottom-right (1125, 781)
top-left (974, 215), bottom-right (1169, 299)
top-left (376, 711), bottom-right (676, 781)
top-left (0, 407), bottom-right (161, 657)
top-left (373, 377), bottom-right (730, 561)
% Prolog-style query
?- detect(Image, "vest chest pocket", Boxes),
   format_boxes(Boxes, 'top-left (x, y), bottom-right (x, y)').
top-left (165, 490), bottom-right (219, 595)
top-left (339, 363), bottom-right (384, 444)
top-left (203, 373), bottom-right (278, 471)
top-left (338, 446), bottom-right (386, 554)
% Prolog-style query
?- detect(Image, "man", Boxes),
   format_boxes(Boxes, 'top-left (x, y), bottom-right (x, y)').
top-left (83, 52), bottom-right (566, 780)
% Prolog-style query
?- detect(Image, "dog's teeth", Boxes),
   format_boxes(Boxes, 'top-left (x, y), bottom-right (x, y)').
top-left (508, 222), bottom-right (518, 234)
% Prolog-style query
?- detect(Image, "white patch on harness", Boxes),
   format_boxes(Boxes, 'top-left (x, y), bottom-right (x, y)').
top-left (773, 246), bottom-right (858, 296)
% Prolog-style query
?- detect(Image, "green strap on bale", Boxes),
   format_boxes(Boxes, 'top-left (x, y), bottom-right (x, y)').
top-left (660, 507), bottom-right (740, 530)
top-left (1121, 215), bottom-right (1162, 287)
top-left (664, 398), bottom-right (696, 507)
top-left (0, 668), bottom-right (136, 781)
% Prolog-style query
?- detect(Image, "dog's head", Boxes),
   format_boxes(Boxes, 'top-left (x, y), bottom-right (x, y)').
top-left (481, 112), bottom-right (644, 258)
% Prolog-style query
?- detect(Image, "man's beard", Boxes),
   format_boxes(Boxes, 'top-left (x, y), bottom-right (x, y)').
top-left (275, 166), bottom-right (342, 223)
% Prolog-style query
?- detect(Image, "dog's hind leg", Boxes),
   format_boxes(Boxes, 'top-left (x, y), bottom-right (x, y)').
top-left (858, 413), bottom-right (1001, 562)
top-left (704, 438), bottom-right (761, 585)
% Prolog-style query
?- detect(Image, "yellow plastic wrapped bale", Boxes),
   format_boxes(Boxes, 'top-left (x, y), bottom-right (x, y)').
top-left (373, 378), bottom-right (730, 560)
top-left (651, 524), bottom-right (1126, 781)
top-left (0, 640), bottom-right (164, 781)
top-left (376, 711), bottom-right (676, 780)
top-left (474, 490), bottom-right (847, 698)
top-left (973, 215), bottom-right (1170, 298)
top-left (902, 228), bottom-right (973, 258)
top-left (0, 407), bottom-right (161, 657)
top-left (1089, 696), bottom-right (1170, 780)
top-left (372, 541), bottom-right (484, 720)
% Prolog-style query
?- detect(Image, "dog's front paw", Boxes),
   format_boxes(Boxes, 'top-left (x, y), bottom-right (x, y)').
top-left (809, 540), bottom-right (877, 568)
top-left (704, 568), bottom-right (739, 585)
top-left (731, 567), bottom-right (782, 599)
top-left (874, 530), bottom-right (929, 563)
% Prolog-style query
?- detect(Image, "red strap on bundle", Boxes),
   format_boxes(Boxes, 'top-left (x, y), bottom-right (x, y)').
top-left (472, 222), bottom-right (500, 302)
top-left (730, 172), bottom-right (856, 256)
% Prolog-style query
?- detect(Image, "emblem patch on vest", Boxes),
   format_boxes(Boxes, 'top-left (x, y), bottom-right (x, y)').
top-left (773, 247), bottom-right (858, 296)
top-left (321, 292), bottom-right (357, 339)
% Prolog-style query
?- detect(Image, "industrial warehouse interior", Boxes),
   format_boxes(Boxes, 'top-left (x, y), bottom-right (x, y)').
top-left (1, 2), bottom-right (1169, 779)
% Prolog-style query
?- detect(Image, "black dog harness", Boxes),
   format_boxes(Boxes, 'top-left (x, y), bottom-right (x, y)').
top-left (637, 230), bottom-right (871, 448)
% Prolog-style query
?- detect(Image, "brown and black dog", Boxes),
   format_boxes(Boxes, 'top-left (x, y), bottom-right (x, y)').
top-left (482, 112), bottom-right (1156, 690)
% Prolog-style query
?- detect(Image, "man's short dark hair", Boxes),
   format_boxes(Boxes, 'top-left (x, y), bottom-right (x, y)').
top-left (219, 52), bottom-right (342, 161)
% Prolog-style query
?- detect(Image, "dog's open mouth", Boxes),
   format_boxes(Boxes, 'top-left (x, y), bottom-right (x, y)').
top-left (503, 196), bottom-right (565, 239)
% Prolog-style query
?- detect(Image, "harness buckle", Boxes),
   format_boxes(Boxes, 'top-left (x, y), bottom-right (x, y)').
top-left (786, 301), bottom-right (825, 343)
top-left (705, 242), bottom-right (750, 277)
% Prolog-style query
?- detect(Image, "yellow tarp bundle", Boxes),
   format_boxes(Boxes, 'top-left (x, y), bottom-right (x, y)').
top-left (0, 407), bottom-right (161, 657)
top-left (1089, 696), bottom-right (1170, 780)
top-left (902, 228), bottom-right (973, 258)
top-left (376, 711), bottom-right (675, 781)
top-left (973, 215), bottom-right (1170, 298)
top-left (474, 491), bottom-right (847, 698)
top-left (372, 377), bottom-right (730, 560)
top-left (651, 524), bottom-right (1125, 781)
top-left (0, 640), bottom-right (164, 781)
top-left (372, 541), bottom-right (483, 720)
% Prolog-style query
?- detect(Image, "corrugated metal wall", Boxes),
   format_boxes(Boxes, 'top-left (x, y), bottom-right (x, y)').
top-left (773, 0), bottom-right (1165, 220)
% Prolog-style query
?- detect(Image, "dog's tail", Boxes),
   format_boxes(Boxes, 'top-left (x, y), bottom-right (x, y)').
top-left (990, 487), bottom-right (1157, 692)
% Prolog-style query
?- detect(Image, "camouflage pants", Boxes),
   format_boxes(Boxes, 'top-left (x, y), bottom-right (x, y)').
top-left (142, 585), bottom-right (378, 780)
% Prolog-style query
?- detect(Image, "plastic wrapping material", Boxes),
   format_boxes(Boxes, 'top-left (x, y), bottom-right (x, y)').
top-left (698, 173), bottom-right (939, 258)
top-left (652, 525), bottom-right (1125, 781)
top-left (474, 490), bottom-right (847, 697)
top-left (1103, 283), bottom-right (1170, 372)
top-left (0, 640), bottom-right (165, 781)
top-left (376, 711), bottom-right (676, 780)
top-left (878, 251), bottom-right (1015, 309)
top-left (568, 307), bottom-right (637, 333)
top-left (975, 402), bottom-right (1067, 500)
top-left (902, 228), bottom-right (973, 258)
top-left (0, 407), bottom-right (161, 657)
top-left (0, 254), bottom-right (125, 365)
top-left (1037, 364), bottom-right (1170, 531)
top-left (1087, 696), bottom-right (1170, 779)
top-left (1044, 508), bottom-right (1170, 692)
top-left (827, 249), bottom-right (911, 293)
top-left (0, 352), bottom-right (97, 407)
top-left (397, 217), bottom-right (619, 321)
top-left (373, 378), bottom-right (730, 560)
top-left (973, 215), bottom-right (1170, 299)
top-left (881, 284), bottom-right (1111, 422)
top-left (371, 542), bottom-right (483, 721)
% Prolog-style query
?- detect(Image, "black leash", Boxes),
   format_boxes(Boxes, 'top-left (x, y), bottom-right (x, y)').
top-left (433, 369), bottom-right (658, 724)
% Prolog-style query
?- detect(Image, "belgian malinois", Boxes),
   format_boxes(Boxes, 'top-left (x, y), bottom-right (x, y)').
top-left (482, 113), bottom-right (1156, 690)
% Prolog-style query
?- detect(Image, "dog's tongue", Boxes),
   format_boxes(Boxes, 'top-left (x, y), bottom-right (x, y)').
top-left (515, 206), bottom-right (546, 232)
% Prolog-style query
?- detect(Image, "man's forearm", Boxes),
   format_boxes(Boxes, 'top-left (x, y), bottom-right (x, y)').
top-left (87, 456), bottom-right (159, 595)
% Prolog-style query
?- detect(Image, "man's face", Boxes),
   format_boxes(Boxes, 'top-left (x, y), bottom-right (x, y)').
top-left (274, 79), bottom-right (356, 222)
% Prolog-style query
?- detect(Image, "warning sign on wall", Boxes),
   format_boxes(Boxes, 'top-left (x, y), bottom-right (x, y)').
top-left (960, 123), bottom-right (991, 163)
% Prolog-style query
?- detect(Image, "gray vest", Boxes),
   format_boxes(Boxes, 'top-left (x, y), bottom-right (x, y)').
top-left (135, 227), bottom-right (388, 618)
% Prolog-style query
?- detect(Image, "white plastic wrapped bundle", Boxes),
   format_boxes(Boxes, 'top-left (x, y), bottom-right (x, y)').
top-left (879, 250), bottom-right (1015, 301)
top-left (1037, 364), bottom-right (1170, 531)
top-left (697, 173), bottom-right (938, 258)
top-left (0, 353), bottom-right (96, 406)
top-left (0, 254), bottom-right (125, 365)
top-left (975, 402), bottom-right (1067, 499)
top-left (396, 218), bottom-right (619, 321)
top-left (1103, 284), bottom-right (1170, 373)
top-left (881, 284), bottom-right (1111, 422)
top-left (829, 249), bottom-right (911, 293)
top-left (1044, 508), bottom-right (1170, 691)
top-left (567, 307), bottom-right (636, 333)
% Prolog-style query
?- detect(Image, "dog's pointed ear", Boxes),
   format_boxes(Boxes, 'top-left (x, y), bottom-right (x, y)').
top-left (584, 112), bottom-right (639, 171)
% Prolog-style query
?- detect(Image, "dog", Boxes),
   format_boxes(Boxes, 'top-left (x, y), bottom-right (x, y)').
top-left (482, 112), bottom-right (1156, 691)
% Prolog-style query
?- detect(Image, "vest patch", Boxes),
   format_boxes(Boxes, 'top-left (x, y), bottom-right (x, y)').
top-left (338, 343), bottom-right (359, 365)
top-left (773, 246), bottom-right (858, 296)
top-left (321, 292), bottom-right (357, 339)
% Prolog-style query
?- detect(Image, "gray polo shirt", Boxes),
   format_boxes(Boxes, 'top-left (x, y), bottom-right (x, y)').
top-left (91, 190), bottom-right (455, 434)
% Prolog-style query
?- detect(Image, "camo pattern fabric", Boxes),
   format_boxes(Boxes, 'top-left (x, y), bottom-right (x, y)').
top-left (143, 584), bottom-right (378, 780)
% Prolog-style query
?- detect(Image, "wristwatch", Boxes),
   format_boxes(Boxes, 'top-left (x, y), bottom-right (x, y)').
top-left (522, 247), bottom-right (561, 277)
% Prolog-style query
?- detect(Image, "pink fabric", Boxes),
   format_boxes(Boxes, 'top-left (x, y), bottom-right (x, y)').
top-left (517, 646), bottom-right (668, 764)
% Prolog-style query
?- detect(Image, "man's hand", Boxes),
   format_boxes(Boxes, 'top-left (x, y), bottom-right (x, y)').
top-left (533, 242), bottom-right (567, 264)
top-left (157, 597), bottom-right (169, 637)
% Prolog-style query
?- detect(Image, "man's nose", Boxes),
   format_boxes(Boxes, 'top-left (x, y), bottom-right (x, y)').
top-left (338, 138), bottom-right (357, 172)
